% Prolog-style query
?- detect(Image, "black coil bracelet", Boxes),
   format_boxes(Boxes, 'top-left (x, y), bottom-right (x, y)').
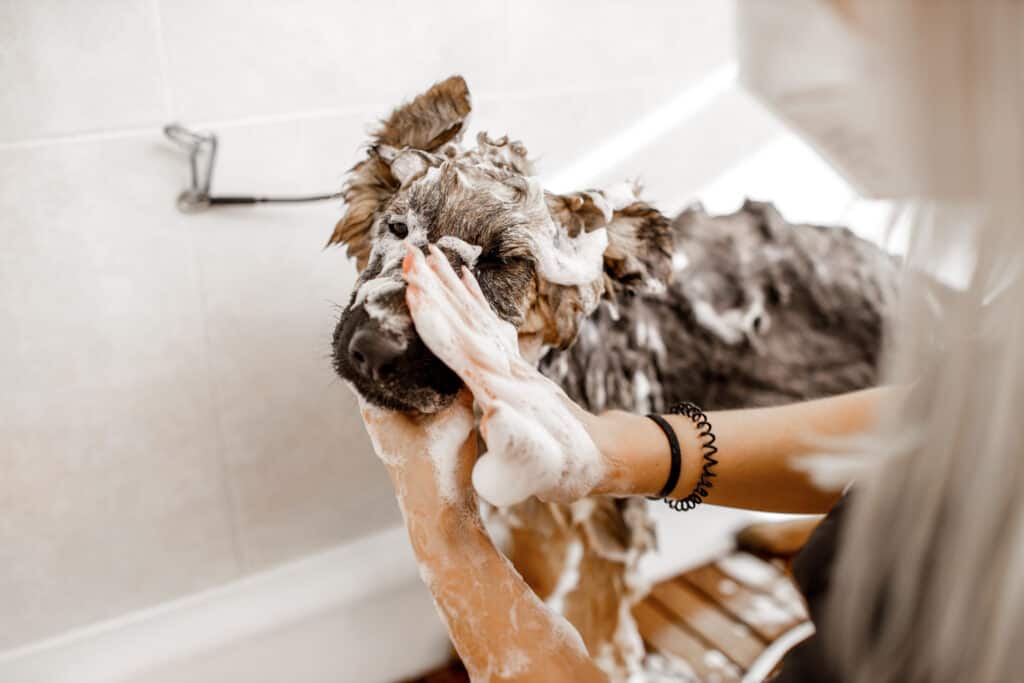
top-left (645, 402), bottom-right (719, 511)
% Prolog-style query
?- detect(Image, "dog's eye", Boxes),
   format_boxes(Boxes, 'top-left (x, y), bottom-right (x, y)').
top-left (387, 220), bottom-right (408, 239)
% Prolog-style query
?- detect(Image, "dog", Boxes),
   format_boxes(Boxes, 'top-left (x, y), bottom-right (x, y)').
top-left (330, 75), bottom-right (672, 414)
top-left (329, 75), bottom-right (898, 680)
top-left (329, 74), bottom-right (671, 679)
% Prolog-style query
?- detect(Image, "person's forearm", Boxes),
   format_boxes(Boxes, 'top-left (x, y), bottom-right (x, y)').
top-left (388, 466), bottom-right (607, 683)
top-left (412, 519), bottom-right (606, 682)
top-left (590, 387), bottom-right (887, 514)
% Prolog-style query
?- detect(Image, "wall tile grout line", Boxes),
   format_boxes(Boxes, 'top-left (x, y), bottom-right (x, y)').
top-left (0, 70), bottom-right (734, 153)
top-left (0, 125), bottom-right (166, 151)
top-left (0, 108), bottom-right (368, 152)
top-left (187, 105), bottom-right (381, 132)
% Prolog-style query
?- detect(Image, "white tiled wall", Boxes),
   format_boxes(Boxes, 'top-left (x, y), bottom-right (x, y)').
top-left (0, 0), bottom-right (788, 650)
top-left (0, 0), bottom-right (168, 142)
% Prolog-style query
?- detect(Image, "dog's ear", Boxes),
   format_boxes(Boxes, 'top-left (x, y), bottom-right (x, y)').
top-left (327, 75), bottom-right (472, 268)
top-left (546, 186), bottom-right (674, 297)
top-left (326, 150), bottom-right (394, 270)
top-left (375, 75), bottom-right (472, 152)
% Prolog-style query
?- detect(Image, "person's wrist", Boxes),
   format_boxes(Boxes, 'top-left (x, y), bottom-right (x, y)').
top-left (583, 410), bottom-right (636, 495)
top-left (385, 457), bottom-right (477, 518)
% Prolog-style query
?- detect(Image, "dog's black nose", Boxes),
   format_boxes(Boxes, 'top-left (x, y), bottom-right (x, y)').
top-left (348, 329), bottom-right (403, 380)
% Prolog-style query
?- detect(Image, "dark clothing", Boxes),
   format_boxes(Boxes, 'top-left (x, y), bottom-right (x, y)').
top-left (773, 496), bottom-right (851, 683)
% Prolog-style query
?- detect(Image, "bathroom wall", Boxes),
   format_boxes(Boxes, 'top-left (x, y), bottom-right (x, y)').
top-left (0, 0), bottom-right (790, 653)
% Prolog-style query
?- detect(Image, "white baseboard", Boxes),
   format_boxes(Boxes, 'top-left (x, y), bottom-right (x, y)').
top-left (0, 525), bottom-right (452, 683)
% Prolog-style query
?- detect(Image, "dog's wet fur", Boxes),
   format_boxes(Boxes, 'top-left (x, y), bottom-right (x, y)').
top-left (330, 75), bottom-right (672, 413)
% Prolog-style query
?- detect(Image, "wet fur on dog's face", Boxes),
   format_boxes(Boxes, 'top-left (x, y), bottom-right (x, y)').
top-left (330, 76), bottom-right (673, 414)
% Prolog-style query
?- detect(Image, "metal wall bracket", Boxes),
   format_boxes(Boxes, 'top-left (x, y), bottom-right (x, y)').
top-left (163, 123), bottom-right (342, 212)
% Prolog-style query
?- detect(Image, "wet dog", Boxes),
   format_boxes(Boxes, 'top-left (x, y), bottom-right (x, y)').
top-left (328, 75), bottom-right (672, 680)
top-left (328, 75), bottom-right (897, 680)
top-left (329, 75), bottom-right (672, 415)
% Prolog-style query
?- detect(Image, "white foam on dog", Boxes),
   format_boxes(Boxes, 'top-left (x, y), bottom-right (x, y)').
top-left (423, 402), bottom-right (475, 505)
top-left (524, 177), bottom-right (609, 288)
top-left (353, 273), bottom-right (403, 308)
top-left (436, 235), bottom-right (483, 269)
top-left (544, 539), bottom-right (584, 615)
top-left (530, 222), bottom-right (609, 287)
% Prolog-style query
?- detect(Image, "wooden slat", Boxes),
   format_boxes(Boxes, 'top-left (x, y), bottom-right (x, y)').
top-left (715, 552), bottom-right (786, 593)
top-left (650, 580), bottom-right (765, 669)
top-left (716, 552), bottom-right (810, 620)
top-left (633, 600), bottom-right (741, 683)
top-left (681, 564), bottom-right (802, 642)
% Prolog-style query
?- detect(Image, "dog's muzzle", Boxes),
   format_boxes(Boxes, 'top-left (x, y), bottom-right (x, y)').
top-left (347, 326), bottom-right (404, 382)
top-left (332, 286), bottom-right (461, 414)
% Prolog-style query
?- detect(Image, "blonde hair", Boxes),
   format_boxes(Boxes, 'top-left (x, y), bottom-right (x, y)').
top-left (823, 2), bottom-right (1024, 681)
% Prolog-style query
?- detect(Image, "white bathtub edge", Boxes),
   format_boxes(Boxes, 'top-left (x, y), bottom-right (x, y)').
top-left (0, 524), bottom-right (443, 683)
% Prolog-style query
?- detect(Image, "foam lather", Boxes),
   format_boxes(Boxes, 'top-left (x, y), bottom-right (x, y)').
top-left (402, 241), bottom-right (606, 507)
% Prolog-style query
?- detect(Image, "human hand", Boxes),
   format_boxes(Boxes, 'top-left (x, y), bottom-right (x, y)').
top-left (402, 243), bottom-right (607, 506)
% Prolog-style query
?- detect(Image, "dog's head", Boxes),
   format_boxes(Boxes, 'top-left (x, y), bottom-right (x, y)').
top-left (330, 75), bottom-right (673, 413)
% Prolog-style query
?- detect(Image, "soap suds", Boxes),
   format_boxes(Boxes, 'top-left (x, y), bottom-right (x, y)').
top-left (716, 552), bottom-right (780, 591)
top-left (522, 177), bottom-right (609, 287)
top-left (715, 554), bottom-right (799, 627)
top-left (635, 318), bottom-right (667, 359)
top-left (593, 594), bottom-right (648, 683)
top-left (792, 449), bottom-right (870, 492)
top-left (495, 648), bottom-right (531, 678)
top-left (604, 299), bottom-right (621, 321)
top-left (545, 539), bottom-right (584, 615)
top-left (437, 235), bottom-right (483, 269)
top-left (703, 649), bottom-right (741, 682)
top-left (479, 501), bottom-right (514, 556)
top-left (640, 652), bottom-right (698, 683)
top-left (692, 289), bottom-right (770, 347)
top-left (644, 277), bottom-right (668, 295)
top-left (417, 562), bottom-right (435, 590)
top-left (364, 298), bottom-right (412, 338)
top-left (569, 497), bottom-right (596, 525)
top-left (353, 273), bottom-right (403, 308)
top-left (741, 595), bottom-right (795, 628)
top-left (355, 273), bottom-right (411, 338)
top-left (354, 395), bottom-right (405, 466)
top-left (692, 299), bottom-right (746, 346)
top-left (632, 370), bottom-right (652, 414)
top-left (473, 388), bottom-right (605, 506)
top-left (346, 217), bottom-right (429, 336)
top-left (354, 383), bottom-right (473, 507)
top-left (704, 650), bottom-right (731, 669)
top-left (601, 181), bottom-right (641, 211)
top-left (404, 242), bottom-right (606, 507)
top-left (423, 404), bottom-right (476, 505)
top-left (530, 224), bottom-right (609, 287)
top-left (672, 250), bottom-right (691, 272)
